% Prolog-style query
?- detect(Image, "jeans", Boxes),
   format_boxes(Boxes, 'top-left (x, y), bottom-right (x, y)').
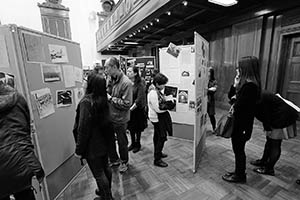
top-left (0, 187), bottom-right (35, 200)
top-left (231, 134), bottom-right (247, 176)
top-left (86, 155), bottom-right (112, 199)
top-left (152, 122), bottom-right (166, 161)
top-left (109, 123), bottom-right (129, 164)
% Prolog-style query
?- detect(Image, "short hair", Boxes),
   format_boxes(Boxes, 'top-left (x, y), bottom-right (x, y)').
top-left (153, 73), bottom-right (168, 86)
top-left (107, 57), bottom-right (120, 69)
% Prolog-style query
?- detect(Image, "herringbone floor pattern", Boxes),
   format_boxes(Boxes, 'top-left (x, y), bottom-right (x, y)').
top-left (57, 108), bottom-right (300, 200)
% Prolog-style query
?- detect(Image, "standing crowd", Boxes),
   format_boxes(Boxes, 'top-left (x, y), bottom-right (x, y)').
top-left (0, 56), bottom-right (299, 200)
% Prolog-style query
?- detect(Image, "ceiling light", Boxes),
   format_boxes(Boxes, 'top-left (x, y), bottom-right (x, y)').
top-left (108, 44), bottom-right (112, 48)
top-left (124, 42), bottom-right (139, 45)
top-left (182, 1), bottom-right (188, 6)
top-left (150, 22), bottom-right (153, 26)
top-left (129, 34), bottom-right (133, 37)
top-left (142, 27), bottom-right (146, 30)
top-left (133, 32), bottom-right (136, 35)
top-left (166, 11), bottom-right (171, 15)
top-left (145, 25), bottom-right (149, 28)
top-left (138, 29), bottom-right (141, 32)
top-left (155, 18), bottom-right (160, 22)
top-left (208, 0), bottom-right (238, 7)
top-left (255, 9), bottom-right (272, 16)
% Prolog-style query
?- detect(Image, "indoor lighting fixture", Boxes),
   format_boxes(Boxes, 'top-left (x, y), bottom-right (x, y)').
top-left (145, 25), bottom-right (149, 28)
top-left (138, 29), bottom-right (141, 32)
top-left (255, 9), bottom-right (272, 16)
top-left (166, 11), bottom-right (171, 15)
top-left (208, 0), bottom-right (238, 7)
top-left (182, 1), bottom-right (188, 6)
top-left (133, 32), bottom-right (136, 35)
top-left (129, 34), bottom-right (133, 37)
top-left (150, 22), bottom-right (153, 26)
top-left (155, 18), bottom-right (160, 22)
top-left (124, 42), bottom-right (139, 45)
top-left (142, 27), bottom-right (146, 30)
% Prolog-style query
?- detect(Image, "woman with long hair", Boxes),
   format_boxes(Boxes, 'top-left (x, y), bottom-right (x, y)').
top-left (222, 56), bottom-right (261, 183)
top-left (73, 72), bottom-right (114, 199)
top-left (127, 66), bottom-right (147, 153)
top-left (207, 67), bottom-right (217, 131)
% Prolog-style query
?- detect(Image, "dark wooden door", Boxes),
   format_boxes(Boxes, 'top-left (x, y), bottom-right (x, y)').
top-left (282, 36), bottom-right (300, 110)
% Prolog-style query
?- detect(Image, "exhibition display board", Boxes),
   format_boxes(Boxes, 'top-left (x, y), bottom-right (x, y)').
top-left (0, 25), bottom-right (84, 199)
top-left (159, 32), bottom-right (209, 172)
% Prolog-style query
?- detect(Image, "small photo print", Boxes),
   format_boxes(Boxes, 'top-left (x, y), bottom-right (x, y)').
top-left (178, 90), bottom-right (188, 104)
top-left (164, 86), bottom-right (178, 98)
top-left (49, 44), bottom-right (69, 63)
top-left (166, 42), bottom-right (181, 58)
top-left (41, 64), bottom-right (62, 83)
top-left (189, 101), bottom-right (195, 110)
top-left (57, 90), bottom-right (73, 107)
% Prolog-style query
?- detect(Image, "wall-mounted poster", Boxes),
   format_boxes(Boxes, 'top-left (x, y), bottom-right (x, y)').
top-left (57, 90), bottom-right (73, 108)
top-left (41, 64), bottom-right (62, 83)
top-left (164, 86), bottom-right (178, 98)
top-left (62, 65), bottom-right (75, 88)
top-left (74, 67), bottom-right (83, 83)
top-left (0, 35), bottom-right (10, 68)
top-left (23, 32), bottom-right (44, 62)
top-left (31, 88), bottom-right (55, 119)
top-left (178, 90), bottom-right (188, 104)
top-left (49, 44), bottom-right (69, 63)
top-left (74, 88), bottom-right (84, 107)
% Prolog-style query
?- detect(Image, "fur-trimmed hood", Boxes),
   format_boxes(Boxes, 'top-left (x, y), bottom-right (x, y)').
top-left (0, 85), bottom-right (18, 112)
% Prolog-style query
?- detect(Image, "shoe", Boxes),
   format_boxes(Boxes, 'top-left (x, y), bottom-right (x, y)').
top-left (109, 160), bottom-right (120, 167)
top-left (250, 159), bottom-right (266, 167)
top-left (253, 167), bottom-right (275, 176)
top-left (128, 144), bottom-right (135, 151)
top-left (132, 145), bottom-right (141, 153)
top-left (119, 162), bottom-right (129, 173)
top-left (224, 171), bottom-right (235, 177)
top-left (222, 173), bottom-right (246, 183)
top-left (154, 160), bottom-right (168, 167)
top-left (161, 153), bottom-right (168, 158)
top-left (296, 179), bottom-right (300, 185)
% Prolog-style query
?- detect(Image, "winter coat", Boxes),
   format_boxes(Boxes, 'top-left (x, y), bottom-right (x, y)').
top-left (0, 86), bottom-right (44, 198)
top-left (207, 79), bottom-right (217, 115)
top-left (73, 96), bottom-right (114, 159)
top-left (255, 90), bottom-right (299, 130)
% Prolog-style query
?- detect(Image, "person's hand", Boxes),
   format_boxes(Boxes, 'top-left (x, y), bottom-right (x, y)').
top-left (165, 95), bottom-right (175, 101)
top-left (233, 75), bottom-right (240, 87)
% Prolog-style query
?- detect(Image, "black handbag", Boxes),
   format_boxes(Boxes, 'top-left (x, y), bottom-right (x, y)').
top-left (157, 90), bottom-right (176, 111)
top-left (215, 105), bottom-right (234, 138)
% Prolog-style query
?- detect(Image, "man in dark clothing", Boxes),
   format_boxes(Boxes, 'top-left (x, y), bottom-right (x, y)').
top-left (0, 77), bottom-right (44, 200)
top-left (104, 57), bottom-right (133, 173)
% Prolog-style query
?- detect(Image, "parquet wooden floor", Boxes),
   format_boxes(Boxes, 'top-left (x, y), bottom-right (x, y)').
top-left (56, 108), bottom-right (300, 200)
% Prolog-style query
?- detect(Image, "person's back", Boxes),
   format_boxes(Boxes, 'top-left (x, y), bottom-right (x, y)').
top-left (255, 91), bottom-right (298, 130)
top-left (0, 85), bottom-right (44, 199)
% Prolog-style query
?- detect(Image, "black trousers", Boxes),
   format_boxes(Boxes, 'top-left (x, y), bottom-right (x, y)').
top-left (152, 122), bottom-right (167, 161)
top-left (209, 114), bottom-right (216, 130)
top-left (0, 187), bottom-right (35, 200)
top-left (231, 134), bottom-right (247, 176)
top-left (261, 136), bottom-right (282, 170)
top-left (86, 155), bottom-right (112, 200)
top-left (130, 131), bottom-right (141, 146)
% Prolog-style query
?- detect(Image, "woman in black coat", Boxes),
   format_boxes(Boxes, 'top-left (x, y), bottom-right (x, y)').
top-left (73, 72), bottom-right (114, 200)
top-left (0, 79), bottom-right (44, 200)
top-left (222, 56), bottom-right (261, 183)
top-left (207, 67), bottom-right (217, 131)
top-left (251, 91), bottom-right (299, 175)
top-left (127, 66), bottom-right (147, 153)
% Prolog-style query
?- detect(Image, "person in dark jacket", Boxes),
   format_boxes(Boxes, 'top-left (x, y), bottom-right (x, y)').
top-left (0, 77), bottom-right (44, 200)
top-left (207, 67), bottom-right (217, 131)
top-left (127, 66), bottom-right (147, 153)
top-left (250, 91), bottom-right (299, 176)
top-left (73, 72), bottom-right (114, 200)
top-left (222, 56), bottom-right (261, 183)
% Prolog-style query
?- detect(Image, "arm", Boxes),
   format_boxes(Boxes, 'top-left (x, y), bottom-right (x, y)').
top-left (131, 84), bottom-right (146, 110)
top-left (75, 100), bottom-right (92, 156)
top-left (110, 82), bottom-right (133, 111)
top-left (148, 90), bottom-right (165, 113)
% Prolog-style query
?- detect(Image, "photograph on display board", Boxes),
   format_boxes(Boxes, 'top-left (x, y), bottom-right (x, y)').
top-left (166, 42), bottom-right (181, 58)
top-left (0, 35), bottom-right (10, 68)
top-left (49, 44), bottom-right (69, 63)
top-left (41, 64), bottom-right (62, 83)
top-left (57, 90), bottom-right (73, 108)
top-left (31, 88), bottom-right (55, 119)
top-left (181, 71), bottom-right (190, 77)
top-left (189, 100), bottom-right (195, 110)
top-left (178, 90), bottom-right (188, 104)
top-left (164, 86), bottom-right (178, 98)
top-left (23, 32), bottom-right (45, 63)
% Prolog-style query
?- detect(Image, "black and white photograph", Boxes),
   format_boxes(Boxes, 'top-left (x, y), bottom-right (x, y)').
top-left (178, 90), bottom-right (188, 104)
top-left (56, 90), bottom-right (73, 108)
top-left (41, 64), bottom-right (62, 83)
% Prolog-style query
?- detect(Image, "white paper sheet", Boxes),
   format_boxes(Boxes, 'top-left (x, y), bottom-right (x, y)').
top-left (49, 44), bottom-right (69, 63)
top-left (62, 65), bottom-right (75, 88)
top-left (31, 88), bottom-right (55, 119)
top-left (0, 35), bottom-right (10, 68)
top-left (74, 67), bottom-right (83, 83)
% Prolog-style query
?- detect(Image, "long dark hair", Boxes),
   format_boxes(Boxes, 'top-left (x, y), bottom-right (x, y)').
top-left (132, 66), bottom-right (141, 84)
top-left (238, 56), bottom-right (261, 94)
top-left (85, 72), bottom-right (110, 124)
top-left (209, 67), bottom-right (215, 81)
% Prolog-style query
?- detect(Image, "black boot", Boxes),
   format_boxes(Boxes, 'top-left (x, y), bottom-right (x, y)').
top-left (132, 142), bottom-right (141, 153)
top-left (222, 173), bottom-right (246, 183)
top-left (128, 143), bottom-right (135, 151)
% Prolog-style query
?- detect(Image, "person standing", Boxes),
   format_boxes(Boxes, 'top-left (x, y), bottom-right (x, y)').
top-left (73, 72), bottom-right (114, 199)
top-left (251, 91), bottom-right (299, 176)
top-left (222, 56), bottom-right (261, 183)
top-left (127, 66), bottom-right (147, 153)
top-left (207, 67), bottom-right (217, 131)
top-left (148, 73), bottom-right (173, 168)
top-left (0, 75), bottom-right (45, 200)
top-left (104, 57), bottom-right (133, 173)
